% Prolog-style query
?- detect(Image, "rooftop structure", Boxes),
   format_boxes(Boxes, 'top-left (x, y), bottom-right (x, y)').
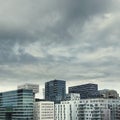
top-left (18, 83), bottom-right (39, 94)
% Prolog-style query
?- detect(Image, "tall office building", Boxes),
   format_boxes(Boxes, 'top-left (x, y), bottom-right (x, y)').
top-left (45, 79), bottom-right (66, 103)
top-left (0, 89), bottom-right (34, 120)
top-left (69, 83), bottom-right (100, 99)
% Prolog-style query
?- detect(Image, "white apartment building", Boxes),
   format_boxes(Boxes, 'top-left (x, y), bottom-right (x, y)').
top-left (78, 99), bottom-right (111, 120)
top-left (34, 101), bottom-right (54, 120)
top-left (55, 93), bottom-right (80, 120)
top-left (55, 93), bottom-right (120, 120)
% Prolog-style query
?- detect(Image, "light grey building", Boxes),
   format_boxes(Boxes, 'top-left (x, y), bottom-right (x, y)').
top-left (34, 101), bottom-right (54, 120)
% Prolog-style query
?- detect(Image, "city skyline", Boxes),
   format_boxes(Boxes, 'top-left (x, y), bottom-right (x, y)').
top-left (0, 81), bottom-right (119, 120)
top-left (0, 0), bottom-right (120, 94)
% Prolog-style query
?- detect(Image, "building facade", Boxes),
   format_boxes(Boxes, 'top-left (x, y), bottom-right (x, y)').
top-left (45, 80), bottom-right (66, 103)
top-left (55, 94), bottom-right (80, 120)
top-left (34, 101), bottom-right (54, 120)
top-left (0, 89), bottom-right (34, 120)
top-left (55, 94), bottom-right (120, 120)
top-left (69, 83), bottom-right (100, 99)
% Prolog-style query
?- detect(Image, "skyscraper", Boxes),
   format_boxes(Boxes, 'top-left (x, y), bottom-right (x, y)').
top-left (69, 83), bottom-right (100, 99)
top-left (45, 79), bottom-right (66, 103)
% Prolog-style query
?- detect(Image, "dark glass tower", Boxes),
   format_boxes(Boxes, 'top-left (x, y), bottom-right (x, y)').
top-left (45, 80), bottom-right (66, 103)
top-left (69, 83), bottom-right (100, 99)
top-left (0, 89), bottom-right (34, 120)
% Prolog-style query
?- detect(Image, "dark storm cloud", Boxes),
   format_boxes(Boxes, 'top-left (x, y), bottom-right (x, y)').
top-left (0, 0), bottom-right (117, 44)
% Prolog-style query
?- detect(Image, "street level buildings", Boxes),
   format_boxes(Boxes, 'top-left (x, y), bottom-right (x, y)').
top-left (55, 94), bottom-right (80, 120)
top-left (55, 93), bottom-right (120, 120)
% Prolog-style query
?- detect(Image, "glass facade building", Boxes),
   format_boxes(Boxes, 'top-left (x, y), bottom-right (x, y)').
top-left (69, 83), bottom-right (100, 99)
top-left (0, 89), bottom-right (34, 120)
top-left (45, 80), bottom-right (66, 103)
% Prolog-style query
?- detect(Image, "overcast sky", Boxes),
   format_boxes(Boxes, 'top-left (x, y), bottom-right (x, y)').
top-left (0, 0), bottom-right (120, 96)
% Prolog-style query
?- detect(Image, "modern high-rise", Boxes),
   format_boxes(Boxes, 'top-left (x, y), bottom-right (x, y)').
top-left (69, 83), bottom-right (100, 99)
top-left (45, 79), bottom-right (66, 103)
top-left (0, 89), bottom-right (34, 120)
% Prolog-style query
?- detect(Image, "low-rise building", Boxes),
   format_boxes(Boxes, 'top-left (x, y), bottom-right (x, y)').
top-left (34, 101), bottom-right (54, 120)
top-left (55, 94), bottom-right (80, 120)
top-left (55, 93), bottom-right (120, 120)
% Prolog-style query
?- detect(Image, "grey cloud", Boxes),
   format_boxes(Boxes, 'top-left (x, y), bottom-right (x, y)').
top-left (0, 0), bottom-right (117, 44)
top-left (0, 0), bottom-right (120, 92)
